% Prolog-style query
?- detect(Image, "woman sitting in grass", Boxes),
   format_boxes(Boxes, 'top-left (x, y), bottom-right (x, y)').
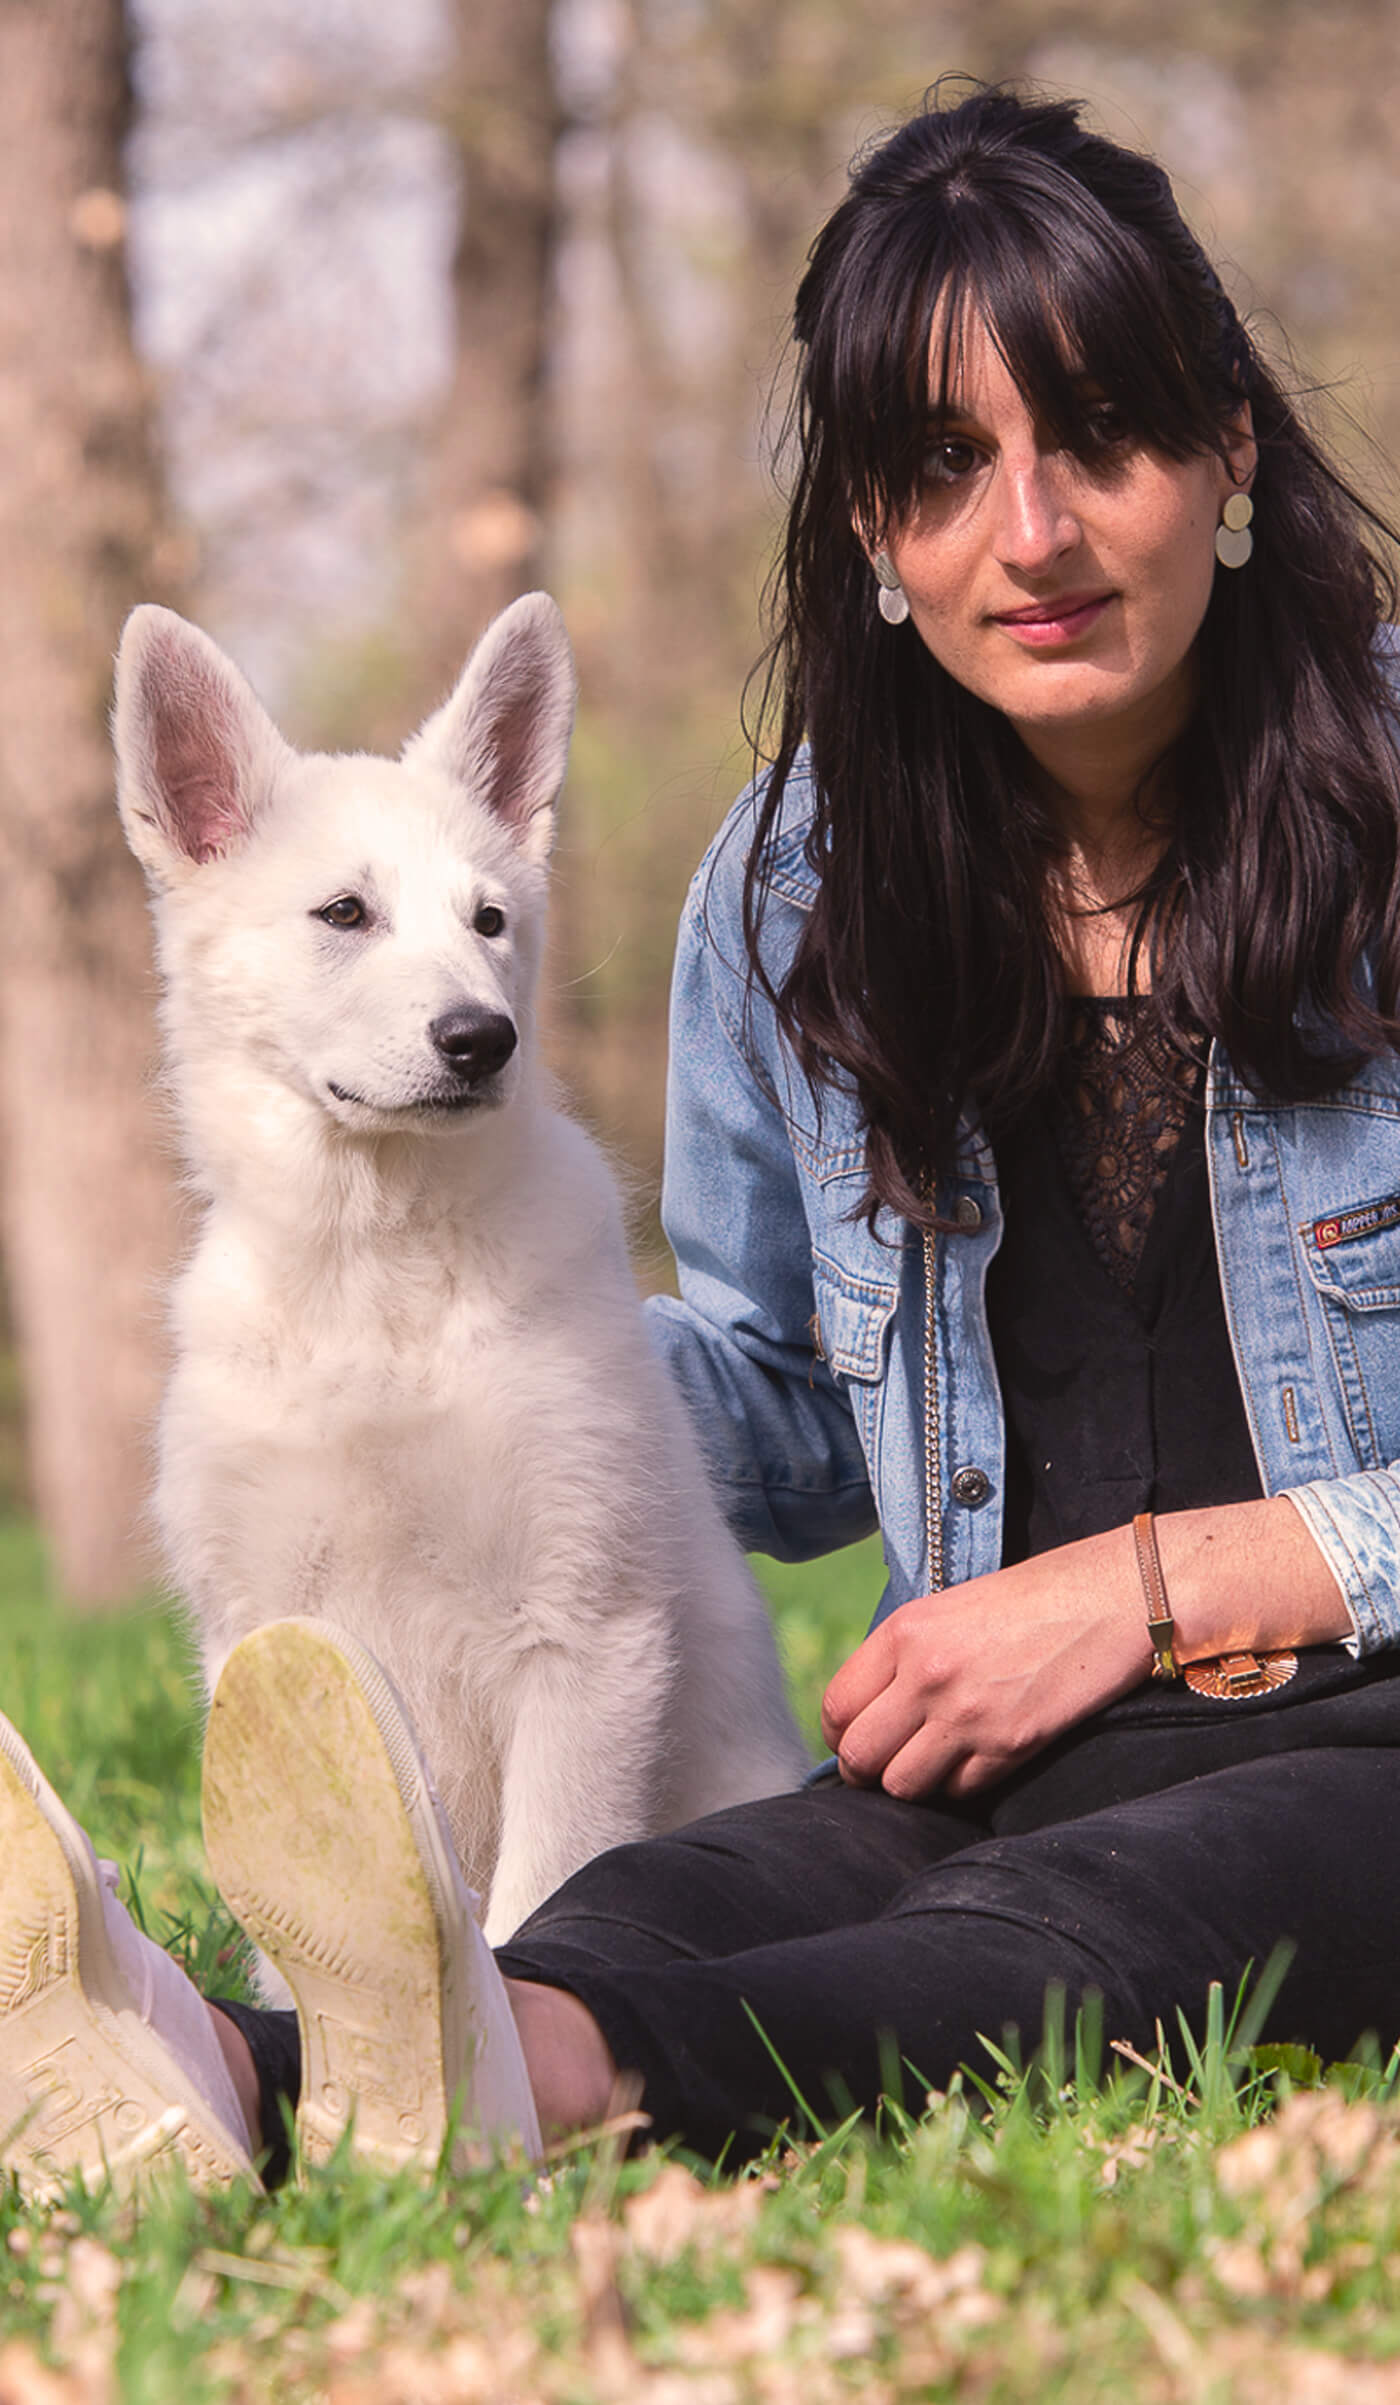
top-left (4, 80), bottom-right (1400, 2194)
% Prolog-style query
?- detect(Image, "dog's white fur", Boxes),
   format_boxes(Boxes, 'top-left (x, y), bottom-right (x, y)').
top-left (113, 594), bottom-right (807, 1948)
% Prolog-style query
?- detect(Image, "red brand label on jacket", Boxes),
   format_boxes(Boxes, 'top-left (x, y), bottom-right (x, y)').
top-left (1312, 1195), bottom-right (1400, 1251)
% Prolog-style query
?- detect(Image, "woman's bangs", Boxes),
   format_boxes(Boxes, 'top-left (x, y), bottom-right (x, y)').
top-left (825, 221), bottom-right (964, 532)
top-left (962, 208), bottom-right (1222, 464)
top-left (817, 162), bottom-right (1233, 537)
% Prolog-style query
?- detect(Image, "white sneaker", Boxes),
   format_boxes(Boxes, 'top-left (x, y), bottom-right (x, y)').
top-left (201, 1619), bottom-right (542, 2175)
top-left (0, 1714), bottom-right (258, 2199)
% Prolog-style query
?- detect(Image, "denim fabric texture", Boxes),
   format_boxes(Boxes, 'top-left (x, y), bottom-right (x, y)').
top-left (646, 754), bottom-right (1400, 1651)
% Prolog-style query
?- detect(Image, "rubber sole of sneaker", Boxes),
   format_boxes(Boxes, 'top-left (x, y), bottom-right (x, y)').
top-left (0, 1718), bottom-right (259, 2200)
top-left (201, 1619), bottom-right (540, 2176)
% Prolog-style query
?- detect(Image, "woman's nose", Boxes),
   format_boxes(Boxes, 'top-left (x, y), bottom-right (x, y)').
top-left (993, 454), bottom-right (1081, 573)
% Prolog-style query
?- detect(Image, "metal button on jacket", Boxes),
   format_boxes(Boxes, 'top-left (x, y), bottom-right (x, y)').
top-left (953, 1196), bottom-right (983, 1232)
top-left (951, 1465), bottom-right (991, 1507)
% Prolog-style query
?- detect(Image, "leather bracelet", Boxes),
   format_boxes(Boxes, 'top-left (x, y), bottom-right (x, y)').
top-left (1133, 1510), bottom-right (1180, 1681)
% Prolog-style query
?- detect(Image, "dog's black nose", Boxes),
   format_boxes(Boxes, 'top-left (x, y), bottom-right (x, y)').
top-left (429, 1009), bottom-right (517, 1083)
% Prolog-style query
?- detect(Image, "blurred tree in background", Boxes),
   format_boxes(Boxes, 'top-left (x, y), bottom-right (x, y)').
top-left (406, 0), bottom-right (560, 696)
top-left (1, 0), bottom-right (1397, 1595)
top-left (0, 0), bottom-right (181, 1601)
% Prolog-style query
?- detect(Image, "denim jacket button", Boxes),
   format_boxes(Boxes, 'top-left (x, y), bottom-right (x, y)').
top-left (953, 1196), bottom-right (983, 1232)
top-left (951, 1465), bottom-right (991, 1507)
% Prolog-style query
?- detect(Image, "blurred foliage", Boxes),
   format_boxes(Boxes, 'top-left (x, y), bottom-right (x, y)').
top-left (0, 1520), bottom-right (207, 1931)
top-left (4, 0), bottom-right (1395, 1566)
top-left (123, 0), bottom-right (1400, 1199)
top-left (6, 1522), bottom-right (1400, 2398)
top-left (0, 1290), bottom-right (29, 1519)
top-left (0, 1508), bottom-right (880, 1894)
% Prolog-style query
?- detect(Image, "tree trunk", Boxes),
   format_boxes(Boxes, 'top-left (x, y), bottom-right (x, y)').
top-left (0, 0), bottom-right (181, 1602)
top-left (410, 0), bottom-right (562, 696)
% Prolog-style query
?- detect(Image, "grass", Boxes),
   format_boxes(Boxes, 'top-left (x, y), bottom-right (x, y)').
top-left (761, 1535), bottom-right (884, 1755)
top-left (1, 1523), bottom-right (1399, 2400)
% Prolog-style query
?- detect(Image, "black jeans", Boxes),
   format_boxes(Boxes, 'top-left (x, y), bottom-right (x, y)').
top-left (494, 1649), bottom-right (1400, 2160)
top-left (221, 1649), bottom-right (1400, 2173)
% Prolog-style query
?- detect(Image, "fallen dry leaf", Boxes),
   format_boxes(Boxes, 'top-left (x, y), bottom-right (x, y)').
top-left (1218, 2094), bottom-right (1385, 2207)
top-left (623, 2164), bottom-right (769, 2264)
top-left (323, 2297), bottom-right (380, 2364)
top-left (1096, 2121), bottom-right (1175, 2189)
top-left (677, 2266), bottom-right (805, 2367)
top-left (1218, 2335), bottom-right (1400, 2404)
top-left (0, 2340), bottom-right (84, 2405)
top-left (438, 2329), bottom-right (542, 2401)
top-left (822, 2301), bottom-right (877, 2362)
top-left (828, 2227), bottom-right (992, 2321)
top-left (395, 2261), bottom-right (457, 2340)
top-left (571, 2215), bottom-right (635, 2388)
top-left (48, 2240), bottom-right (120, 2405)
top-left (1206, 2236), bottom-right (1272, 2300)
top-left (1213, 2093), bottom-right (1393, 2298)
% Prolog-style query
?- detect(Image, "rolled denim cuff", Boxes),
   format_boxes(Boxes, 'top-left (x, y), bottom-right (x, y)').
top-left (1280, 1473), bottom-right (1400, 1655)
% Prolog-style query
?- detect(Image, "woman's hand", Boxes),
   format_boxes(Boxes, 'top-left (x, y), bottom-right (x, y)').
top-left (820, 1496), bottom-right (1357, 1801)
top-left (820, 1528), bottom-right (1148, 1799)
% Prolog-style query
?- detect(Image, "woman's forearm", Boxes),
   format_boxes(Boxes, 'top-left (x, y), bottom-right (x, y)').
top-left (1151, 1494), bottom-right (1358, 1661)
top-left (822, 1494), bottom-right (1361, 1800)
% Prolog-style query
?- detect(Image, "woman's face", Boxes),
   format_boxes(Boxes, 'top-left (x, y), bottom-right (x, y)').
top-left (880, 316), bottom-right (1255, 781)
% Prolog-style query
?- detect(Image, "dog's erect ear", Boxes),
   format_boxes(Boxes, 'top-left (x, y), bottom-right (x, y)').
top-left (113, 605), bottom-right (291, 882)
top-left (404, 592), bottom-right (576, 866)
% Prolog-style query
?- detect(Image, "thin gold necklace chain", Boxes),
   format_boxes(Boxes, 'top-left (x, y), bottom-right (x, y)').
top-left (922, 1222), bottom-right (945, 1594)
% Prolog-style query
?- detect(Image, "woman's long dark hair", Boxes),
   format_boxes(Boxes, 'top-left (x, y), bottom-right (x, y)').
top-left (743, 83), bottom-right (1400, 1229)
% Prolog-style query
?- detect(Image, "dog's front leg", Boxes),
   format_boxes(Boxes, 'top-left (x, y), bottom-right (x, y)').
top-left (482, 1638), bottom-right (667, 1947)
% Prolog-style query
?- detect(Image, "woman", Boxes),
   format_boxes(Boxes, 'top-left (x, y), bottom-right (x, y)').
top-left (5, 82), bottom-right (1400, 2192)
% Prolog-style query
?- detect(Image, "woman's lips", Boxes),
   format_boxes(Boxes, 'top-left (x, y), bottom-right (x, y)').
top-left (991, 592), bottom-right (1114, 645)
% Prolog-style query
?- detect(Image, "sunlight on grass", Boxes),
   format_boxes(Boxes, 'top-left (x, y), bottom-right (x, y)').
top-left (0, 1522), bottom-right (237, 1986)
top-left (1, 2001), bottom-right (1396, 2402)
top-left (0, 1527), bottom-right (205, 1897)
top-left (0, 1518), bottom-right (883, 1883)
top-left (754, 1534), bottom-right (885, 1755)
top-left (0, 1519), bottom-right (882, 1987)
top-left (2, 1517), bottom-right (1396, 2401)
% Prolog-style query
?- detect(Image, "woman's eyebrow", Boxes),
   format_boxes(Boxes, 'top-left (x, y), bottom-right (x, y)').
top-left (926, 370), bottom-right (1109, 424)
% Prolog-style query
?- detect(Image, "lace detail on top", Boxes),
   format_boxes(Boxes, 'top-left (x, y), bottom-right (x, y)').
top-left (1050, 999), bottom-right (1207, 1291)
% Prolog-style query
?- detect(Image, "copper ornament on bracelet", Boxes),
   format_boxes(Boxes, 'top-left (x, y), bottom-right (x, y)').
top-left (1182, 1648), bottom-right (1298, 1699)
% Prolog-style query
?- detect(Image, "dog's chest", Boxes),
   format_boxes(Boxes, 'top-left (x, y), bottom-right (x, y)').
top-left (165, 1214), bottom-right (641, 1601)
top-left (178, 1236), bottom-right (528, 1447)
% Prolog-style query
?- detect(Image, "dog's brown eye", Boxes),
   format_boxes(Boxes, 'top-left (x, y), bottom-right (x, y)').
top-left (318, 896), bottom-right (365, 929)
top-left (474, 905), bottom-right (506, 938)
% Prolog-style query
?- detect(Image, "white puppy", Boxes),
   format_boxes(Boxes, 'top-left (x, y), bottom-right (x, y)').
top-left (113, 594), bottom-right (807, 1949)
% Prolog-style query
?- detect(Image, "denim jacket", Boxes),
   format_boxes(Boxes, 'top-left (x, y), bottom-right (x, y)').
top-left (647, 758), bottom-right (1400, 1653)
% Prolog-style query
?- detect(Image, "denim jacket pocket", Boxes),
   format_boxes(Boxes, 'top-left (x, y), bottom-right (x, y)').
top-left (1300, 1192), bottom-right (1400, 1467)
top-left (810, 1249), bottom-right (899, 1476)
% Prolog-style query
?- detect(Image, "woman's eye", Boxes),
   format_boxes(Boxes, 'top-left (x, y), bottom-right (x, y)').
top-left (1083, 399), bottom-right (1130, 449)
top-left (317, 895), bottom-right (366, 929)
top-left (923, 438), bottom-right (980, 485)
top-left (474, 905), bottom-right (506, 938)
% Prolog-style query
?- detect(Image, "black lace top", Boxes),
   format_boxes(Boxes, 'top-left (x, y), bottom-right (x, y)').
top-left (985, 998), bottom-right (1263, 1563)
top-left (1052, 1000), bottom-right (1206, 1290)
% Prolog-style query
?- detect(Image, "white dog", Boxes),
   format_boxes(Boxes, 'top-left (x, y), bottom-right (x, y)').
top-left (113, 594), bottom-right (807, 1949)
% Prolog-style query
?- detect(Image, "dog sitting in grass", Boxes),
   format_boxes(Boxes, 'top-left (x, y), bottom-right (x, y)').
top-left (112, 593), bottom-right (807, 1953)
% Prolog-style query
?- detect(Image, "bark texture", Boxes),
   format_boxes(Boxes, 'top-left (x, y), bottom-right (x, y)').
top-left (0, 0), bottom-right (180, 1600)
top-left (411, 0), bottom-right (562, 694)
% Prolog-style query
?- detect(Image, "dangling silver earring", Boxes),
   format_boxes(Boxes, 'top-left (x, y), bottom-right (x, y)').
top-left (1215, 490), bottom-right (1254, 569)
top-left (872, 549), bottom-right (910, 624)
